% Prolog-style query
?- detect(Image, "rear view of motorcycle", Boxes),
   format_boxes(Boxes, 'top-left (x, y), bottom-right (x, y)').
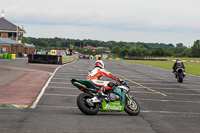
top-left (71, 79), bottom-right (140, 115)
top-left (175, 68), bottom-right (186, 83)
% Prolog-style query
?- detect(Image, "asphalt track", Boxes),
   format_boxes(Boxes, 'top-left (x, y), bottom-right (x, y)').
top-left (0, 59), bottom-right (200, 133)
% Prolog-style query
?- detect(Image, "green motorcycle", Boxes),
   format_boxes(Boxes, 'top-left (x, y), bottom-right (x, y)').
top-left (71, 79), bottom-right (140, 115)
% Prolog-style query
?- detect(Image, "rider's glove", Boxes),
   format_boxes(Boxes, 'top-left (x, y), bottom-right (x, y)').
top-left (119, 78), bottom-right (125, 84)
top-left (116, 79), bottom-right (125, 86)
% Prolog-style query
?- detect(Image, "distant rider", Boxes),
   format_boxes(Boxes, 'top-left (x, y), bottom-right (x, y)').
top-left (173, 59), bottom-right (185, 73)
top-left (87, 60), bottom-right (122, 95)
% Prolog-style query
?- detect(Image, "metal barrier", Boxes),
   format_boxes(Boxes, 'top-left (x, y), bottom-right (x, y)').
top-left (28, 54), bottom-right (62, 64)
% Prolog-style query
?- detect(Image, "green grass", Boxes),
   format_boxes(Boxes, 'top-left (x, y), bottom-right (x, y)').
top-left (62, 55), bottom-right (79, 64)
top-left (150, 57), bottom-right (200, 61)
top-left (122, 60), bottom-right (200, 76)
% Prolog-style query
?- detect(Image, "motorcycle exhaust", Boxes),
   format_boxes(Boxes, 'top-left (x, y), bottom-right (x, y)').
top-left (72, 81), bottom-right (87, 91)
top-left (72, 81), bottom-right (97, 93)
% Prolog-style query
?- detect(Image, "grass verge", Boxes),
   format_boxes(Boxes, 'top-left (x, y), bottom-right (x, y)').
top-left (122, 60), bottom-right (200, 76)
top-left (62, 55), bottom-right (79, 64)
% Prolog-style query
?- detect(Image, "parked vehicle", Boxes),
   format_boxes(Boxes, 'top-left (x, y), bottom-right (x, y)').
top-left (50, 50), bottom-right (57, 55)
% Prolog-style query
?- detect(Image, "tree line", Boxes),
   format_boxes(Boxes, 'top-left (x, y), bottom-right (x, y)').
top-left (24, 37), bottom-right (200, 58)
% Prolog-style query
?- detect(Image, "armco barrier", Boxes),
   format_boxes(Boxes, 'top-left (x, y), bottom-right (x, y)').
top-left (168, 59), bottom-right (200, 63)
top-left (123, 58), bottom-right (167, 61)
top-left (90, 57), bottom-right (123, 60)
top-left (28, 54), bottom-right (62, 64)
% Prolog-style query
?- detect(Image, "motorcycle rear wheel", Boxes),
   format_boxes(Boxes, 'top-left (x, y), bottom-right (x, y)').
top-left (77, 93), bottom-right (99, 115)
top-left (177, 73), bottom-right (183, 83)
top-left (124, 98), bottom-right (140, 116)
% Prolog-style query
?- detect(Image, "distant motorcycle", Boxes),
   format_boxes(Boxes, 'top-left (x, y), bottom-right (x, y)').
top-left (174, 68), bottom-right (186, 83)
top-left (71, 79), bottom-right (140, 115)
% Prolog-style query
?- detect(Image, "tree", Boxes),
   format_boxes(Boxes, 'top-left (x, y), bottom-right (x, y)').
top-left (176, 43), bottom-right (183, 47)
top-left (111, 46), bottom-right (121, 57)
top-left (128, 47), bottom-right (137, 57)
top-left (151, 47), bottom-right (165, 56)
top-left (105, 42), bottom-right (113, 49)
top-left (124, 44), bottom-right (132, 49)
top-left (165, 49), bottom-right (174, 57)
top-left (120, 48), bottom-right (128, 58)
top-left (136, 47), bottom-right (144, 57)
top-left (175, 46), bottom-right (187, 57)
top-left (191, 40), bottom-right (200, 57)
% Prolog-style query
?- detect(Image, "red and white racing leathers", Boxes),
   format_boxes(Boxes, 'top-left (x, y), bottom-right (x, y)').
top-left (87, 67), bottom-right (120, 92)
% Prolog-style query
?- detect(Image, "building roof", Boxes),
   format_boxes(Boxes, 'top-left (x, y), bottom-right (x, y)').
top-left (97, 47), bottom-right (110, 50)
top-left (83, 45), bottom-right (98, 50)
top-left (25, 43), bottom-right (35, 48)
top-left (0, 18), bottom-right (25, 32)
top-left (0, 38), bottom-right (22, 45)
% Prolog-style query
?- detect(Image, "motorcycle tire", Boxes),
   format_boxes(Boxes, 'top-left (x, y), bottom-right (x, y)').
top-left (177, 73), bottom-right (183, 83)
top-left (77, 93), bottom-right (99, 115)
top-left (124, 98), bottom-right (140, 116)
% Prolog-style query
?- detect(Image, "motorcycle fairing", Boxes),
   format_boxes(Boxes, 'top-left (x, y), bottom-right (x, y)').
top-left (100, 87), bottom-right (127, 112)
top-left (100, 101), bottom-right (124, 112)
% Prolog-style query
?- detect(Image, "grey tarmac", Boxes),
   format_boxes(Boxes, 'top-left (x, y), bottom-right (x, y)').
top-left (0, 59), bottom-right (200, 133)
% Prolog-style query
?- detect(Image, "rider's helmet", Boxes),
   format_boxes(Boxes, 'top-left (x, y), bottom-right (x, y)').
top-left (95, 60), bottom-right (105, 69)
top-left (176, 59), bottom-right (180, 61)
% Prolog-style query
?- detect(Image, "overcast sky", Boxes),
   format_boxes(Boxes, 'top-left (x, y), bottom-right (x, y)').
top-left (1, 0), bottom-right (200, 47)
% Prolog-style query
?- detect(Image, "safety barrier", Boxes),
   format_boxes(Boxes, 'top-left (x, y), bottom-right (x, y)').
top-left (28, 54), bottom-right (62, 64)
top-left (168, 59), bottom-right (200, 63)
top-left (89, 57), bottom-right (123, 60)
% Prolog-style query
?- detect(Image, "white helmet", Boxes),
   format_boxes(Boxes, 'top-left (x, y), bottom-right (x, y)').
top-left (95, 60), bottom-right (105, 69)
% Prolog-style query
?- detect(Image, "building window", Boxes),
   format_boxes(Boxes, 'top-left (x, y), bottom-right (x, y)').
top-left (8, 32), bottom-right (17, 39)
top-left (8, 33), bottom-right (12, 38)
top-left (13, 33), bottom-right (17, 38)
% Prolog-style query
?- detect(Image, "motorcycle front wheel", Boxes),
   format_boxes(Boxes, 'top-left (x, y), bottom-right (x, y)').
top-left (77, 93), bottom-right (99, 115)
top-left (124, 98), bottom-right (140, 116)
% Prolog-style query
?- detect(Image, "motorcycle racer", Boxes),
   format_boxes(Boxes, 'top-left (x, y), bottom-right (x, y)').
top-left (173, 59), bottom-right (185, 73)
top-left (87, 60), bottom-right (121, 94)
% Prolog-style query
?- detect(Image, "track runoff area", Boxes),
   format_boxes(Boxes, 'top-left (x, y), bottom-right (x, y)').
top-left (31, 59), bottom-right (200, 133)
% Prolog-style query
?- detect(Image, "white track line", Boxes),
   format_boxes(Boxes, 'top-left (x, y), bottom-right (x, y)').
top-left (30, 60), bottom-right (76, 109)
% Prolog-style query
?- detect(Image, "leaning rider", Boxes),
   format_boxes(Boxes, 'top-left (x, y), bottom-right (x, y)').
top-left (87, 60), bottom-right (122, 95)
